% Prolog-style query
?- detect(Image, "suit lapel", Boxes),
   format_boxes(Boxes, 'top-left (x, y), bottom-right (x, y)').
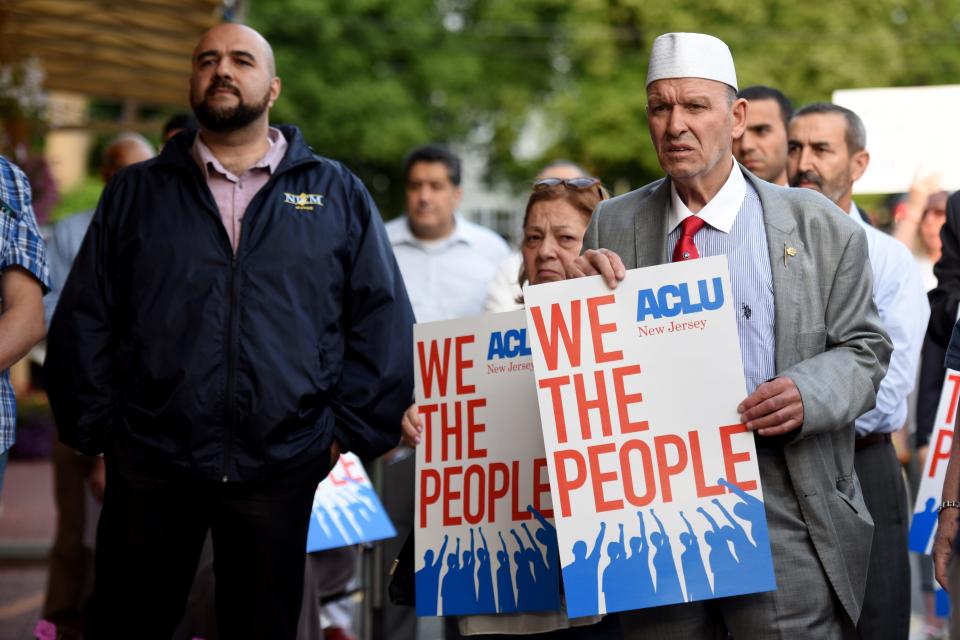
top-left (633, 179), bottom-right (671, 268)
top-left (629, 170), bottom-right (804, 371)
top-left (750, 173), bottom-right (804, 372)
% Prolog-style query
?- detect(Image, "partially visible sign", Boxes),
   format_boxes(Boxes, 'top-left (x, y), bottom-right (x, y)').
top-left (306, 453), bottom-right (396, 552)
top-left (833, 85), bottom-right (960, 194)
top-left (413, 310), bottom-right (560, 617)
top-left (909, 370), bottom-right (960, 554)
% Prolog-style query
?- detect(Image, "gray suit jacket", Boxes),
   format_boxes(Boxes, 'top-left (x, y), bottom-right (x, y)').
top-left (583, 167), bottom-right (892, 623)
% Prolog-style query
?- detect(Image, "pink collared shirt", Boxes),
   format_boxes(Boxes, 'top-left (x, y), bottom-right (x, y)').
top-left (192, 128), bottom-right (288, 253)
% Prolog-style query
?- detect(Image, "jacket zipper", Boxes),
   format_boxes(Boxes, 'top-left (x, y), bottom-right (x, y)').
top-left (182, 151), bottom-right (318, 482)
top-left (185, 169), bottom-right (240, 483)
top-left (222, 252), bottom-right (240, 482)
top-left (211, 170), bottom-right (294, 482)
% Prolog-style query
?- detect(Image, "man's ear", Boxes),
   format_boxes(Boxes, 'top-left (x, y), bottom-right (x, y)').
top-left (850, 149), bottom-right (870, 183)
top-left (730, 98), bottom-right (748, 139)
top-left (268, 77), bottom-right (281, 108)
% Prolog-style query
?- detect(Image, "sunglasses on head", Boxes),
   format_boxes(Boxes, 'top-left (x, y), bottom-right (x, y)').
top-left (532, 177), bottom-right (601, 191)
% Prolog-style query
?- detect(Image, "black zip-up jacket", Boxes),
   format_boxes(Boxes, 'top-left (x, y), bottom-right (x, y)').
top-left (44, 125), bottom-right (414, 482)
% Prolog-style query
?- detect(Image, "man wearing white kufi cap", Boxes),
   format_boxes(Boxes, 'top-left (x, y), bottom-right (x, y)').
top-left (568, 32), bottom-right (890, 638)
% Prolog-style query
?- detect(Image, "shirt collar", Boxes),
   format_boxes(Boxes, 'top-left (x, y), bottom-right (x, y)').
top-left (192, 127), bottom-right (287, 181)
top-left (668, 158), bottom-right (746, 234)
top-left (392, 214), bottom-right (473, 248)
top-left (849, 201), bottom-right (870, 228)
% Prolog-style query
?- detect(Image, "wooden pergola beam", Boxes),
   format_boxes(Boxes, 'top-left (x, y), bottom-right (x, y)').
top-left (1, 0), bottom-right (226, 108)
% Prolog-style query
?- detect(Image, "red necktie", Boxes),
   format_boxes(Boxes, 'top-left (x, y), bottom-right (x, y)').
top-left (673, 215), bottom-right (706, 262)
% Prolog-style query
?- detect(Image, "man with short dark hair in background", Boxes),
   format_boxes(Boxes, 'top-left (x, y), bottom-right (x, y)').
top-left (788, 102), bottom-right (927, 640)
top-left (733, 85), bottom-right (792, 186)
top-left (386, 143), bottom-right (509, 322)
top-left (45, 23), bottom-right (413, 639)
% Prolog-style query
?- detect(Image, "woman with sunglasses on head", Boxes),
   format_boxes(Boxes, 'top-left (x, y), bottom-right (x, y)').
top-left (484, 161), bottom-right (591, 313)
top-left (401, 175), bottom-right (621, 638)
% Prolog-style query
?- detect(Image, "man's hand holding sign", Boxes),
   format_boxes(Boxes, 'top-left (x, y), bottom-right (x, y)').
top-left (528, 253), bottom-right (776, 616)
top-left (569, 248), bottom-right (804, 439)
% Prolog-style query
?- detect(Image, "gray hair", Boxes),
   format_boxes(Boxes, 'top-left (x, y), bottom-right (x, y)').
top-left (792, 102), bottom-right (866, 153)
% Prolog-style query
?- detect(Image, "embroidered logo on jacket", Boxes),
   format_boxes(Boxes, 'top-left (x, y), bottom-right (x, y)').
top-left (283, 192), bottom-right (325, 211)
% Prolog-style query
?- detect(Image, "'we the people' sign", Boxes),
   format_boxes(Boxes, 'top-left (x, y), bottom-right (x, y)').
top-left (413, 310), bottom-right (559, 617)
top-left (307, 453), bottom-right (396, 552)
top-left (909, 369), bottom-right (960, 554)
top-left (524, 255), bottom-right (776, 617)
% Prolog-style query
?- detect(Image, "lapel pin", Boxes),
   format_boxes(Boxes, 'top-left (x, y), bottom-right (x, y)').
top-left (784, 245), bottom-right (797, 266)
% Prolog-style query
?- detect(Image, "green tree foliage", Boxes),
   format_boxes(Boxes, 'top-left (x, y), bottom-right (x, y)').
top-left (250, 0), bottom-right (960, 207)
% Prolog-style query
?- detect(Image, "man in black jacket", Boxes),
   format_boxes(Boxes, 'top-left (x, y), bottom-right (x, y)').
top-left (929, 191), bottom-right (960, 348)
top-left (44, 23), bottom-right (414, 639)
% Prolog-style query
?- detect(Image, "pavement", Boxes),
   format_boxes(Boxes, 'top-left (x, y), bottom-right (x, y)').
top-left (0, 457), bottom-right (943, 640)
top-left (0, 459), bottom-right (54, 640)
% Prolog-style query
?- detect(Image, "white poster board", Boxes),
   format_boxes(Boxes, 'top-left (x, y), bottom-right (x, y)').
top-left (306, 453), bottom-right (395, 552)
top-left (413, 310), bottom-right (560, 617)
top-left (909, 370), bottom-right (960, 553)
top-left (523, 256), bottom-right (775, 617)
top-left (832, 85), bottom-right (960, 194)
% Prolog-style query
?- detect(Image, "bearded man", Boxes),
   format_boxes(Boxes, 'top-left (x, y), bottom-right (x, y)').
top-left (44, 23), bottom-right (414, 639)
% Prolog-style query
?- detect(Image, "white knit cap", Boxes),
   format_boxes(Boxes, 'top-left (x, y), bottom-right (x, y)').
top-left (646, 32), bottom-right (738, 90)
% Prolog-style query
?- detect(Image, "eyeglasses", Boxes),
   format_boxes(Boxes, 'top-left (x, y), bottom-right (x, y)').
top-left (532, 177), bottom-right (601, 191)
top-left (532, 176), bottom-right (608, 201)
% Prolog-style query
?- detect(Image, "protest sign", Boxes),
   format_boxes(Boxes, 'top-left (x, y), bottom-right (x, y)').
top-left (524, 255), bottom-right (776, 617)
top-left (413, 310), bottom-right (559, 617)
top-left (833, 85), bottom-right (960, 194)
top-left (909, 370), bottom-right (960, 554)
top-left (306, 453), bottom-right (396, 552)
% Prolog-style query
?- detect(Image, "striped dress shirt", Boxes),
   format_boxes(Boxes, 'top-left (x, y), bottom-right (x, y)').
top-left (666, 163), bottom-right (776, 396)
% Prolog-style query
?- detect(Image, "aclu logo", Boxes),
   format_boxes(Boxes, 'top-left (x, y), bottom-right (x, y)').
top-left (637, 277), bottom-right (724, 321)
top-left (487, 328), bottom-right (532, 359)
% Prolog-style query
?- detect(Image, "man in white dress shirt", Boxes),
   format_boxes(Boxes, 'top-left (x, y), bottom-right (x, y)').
top-left (385, 143), bottom-right (508, 322)
top-left (788, 102), bottom-right (928, 640)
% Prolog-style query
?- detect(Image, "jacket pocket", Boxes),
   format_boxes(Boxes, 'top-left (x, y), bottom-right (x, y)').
top-left (314, 334), bottom-right (343, 393)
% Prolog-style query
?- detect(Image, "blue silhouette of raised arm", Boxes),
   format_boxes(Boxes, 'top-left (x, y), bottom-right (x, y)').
top-left (618, 522), bottom-right (625, 550)
top-left (589, 521), bottom-right (607, 562)
top-left (455, 536), bottom-right (461, 559)
top-left (470, 528), bottom-right (476, 559)
top-left (651, 508), bottom-right (667, 537)
top-left (718, 477), bottom-right (762, 506)
top-left (511, 528), bottom-right (526, 552)
top-left (697, 506), bottom-right (721, 533)
top-left (436, 535), bottom-right (449, 569)
top-left (636, 510), bottom-right (647, 540)
top-left (498, 531), bottom-right (509, 557)
top-left (680, 510), bottom-right (695, 536)
top-left (479, 527), bottom-right (490, 556)
top-left (712, 498), bottom-right (746, 535)
top-left (522, 522), bottom-right (544, 554)
top-left (527, 505), bottom-right (556, 534)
